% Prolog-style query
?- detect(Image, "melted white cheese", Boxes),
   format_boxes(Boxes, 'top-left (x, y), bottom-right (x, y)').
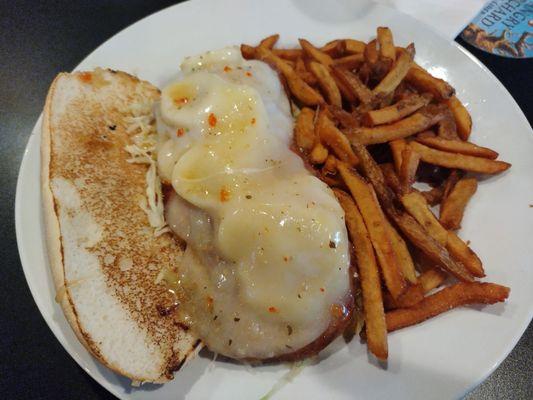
top-left (157, 47), bottom-right (351, 359)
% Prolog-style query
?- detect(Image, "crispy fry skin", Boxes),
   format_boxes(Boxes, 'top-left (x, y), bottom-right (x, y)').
top-left (383, 284), bottom-right (425, 310)
top-left (308, 61), bottom-right (342, 107)
top-left (401, 192), bottom-right (449, 245)
top-left (241, 44), bottom-right (256, 59)
top-left (294, 107), bottom-right (317, 152)
top-left (316, 111), bottom-right (358, 165)
top-left (309, 141), bottom-right (329, 164)
top-left (372, 44), bottom-right (414, 97)
top-left (295, 57), bottom-right (318, 86)
top-left (401, 191), bottom-right (484, 278)
top-left (442, 170), bottom-right (464, 201)
top-left (365, 39), bottom-right (379, 65)
top-left (333, 54), bottom-right (365, 70)
top-left (418, 268), bottom-right (447, 293)
top-left (410, 141), bottom-right (511, 174)
top-left (334, 190), bottom-right (388, 360)
top-left (338, 164), bottom-right (407, 299)
top-left (259, 34), bottom-right (279, 49)
top-left (384, 219), bottom-right (418, 284)
top-left (299, 38), bottom-right (334, 67)
top-left (347, 109), bottom-right (444, 145)
top-left (320, 39), bottom-right (346, 57)
top-left (345, 39), bottom-right (366, 54)
top-left (405, 63), bottom-right (455, 100)
top-left (330, 66), bottom-right (373, 105)
top-left (363, 93), bottom-right (430, 126)
top-left (273, 48), bottom-right (303, 60)
top-left (390, 139), bottom-right (407, 173)
top-left (377, 27), bottom-right (396, 63)
top-left (446, 231), bottom-right (485, 277)
top-left (446, 96), bottom-right (472, 140)
top-left (420, 185), bottom-right (445, 206)
top-left (399, 145), bottom-right (421, 191)
top-left (380, 163), bottom-right (402, 194)
top-left (437, 107), bottom-right (460, 140)
top-left (327, 105), bottom-right (360, 129)
top-left (386, 283), bottom-right (510, 332)
top-left (255, 47), bottom-right (324, 106)
top-left (416, 137), bottom-right (498, 159)
top-left (440, 178), bottom-right (478, 230)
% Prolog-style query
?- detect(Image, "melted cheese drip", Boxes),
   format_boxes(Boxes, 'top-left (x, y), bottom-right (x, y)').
top-left (157, 47), bottom-right (350, 359)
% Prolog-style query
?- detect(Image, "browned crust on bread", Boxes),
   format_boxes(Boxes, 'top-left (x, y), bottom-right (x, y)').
top-left (41, 69), bottom-right (199, 383)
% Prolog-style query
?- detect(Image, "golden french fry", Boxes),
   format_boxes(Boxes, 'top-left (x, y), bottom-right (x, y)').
top-left (418, 268), bottom-right (447, 293)
top-left (383, 284), bottom-right (425, 310)
top-left (338, 164), bottom-right (407, 299)
top-left (241, 44), bottom-right (256, 59)
top-left (320, 39), bottom-right (346, 57)
top-left (299, 38), bottom-right (333, 67)
top-left (405, 63), bottom-right (455, 100)
top-left (416, 137), bottom-right (498, 159)
top-left (273, 48), bottom-right (302, 60)
top-left (446, 95), bottom-right (472, 141)
top-left (334, 189), bottom-right (388, 360)
top-left (389, 139), bottom-right (407, 173)
top-left (386, 282), bottom-right (509, 332)
top-left (259, 34), bottom-right (279, 49)
top-left (446, 231), bottom-right (485, 277)
top-left (399, 145), bottom-right (421, 190)
top-left (294, 107), bottom-right (316, 152)
top-left (323, 154), bottom-right (338, 175)
top-left (401, 191), bottom-right (484, 277)
top-left (295, 57), bottom-right (318, 86)
top-left (377, 27), bottom-right (396, 62)
top-left (326, 105), bottom-right (360, 129)
top-left (348, 109), bottom-right (443, 145)
top-left (410, 141), bottom-right (511, 174)
top-left (437, 108), bottom-right (460, 140)
top-left (330, 65), bottom-right (373, 104)
top-left (345, 39), bottom-right (366, 54)
top-left (365, 39), bottom-right (379, 65)
top-left (420, 185), bottom-right (444, 206)
top-left (316, 111), bottom-right (358, 165)
top-left (363, 93), bottom-right (430, 126)
top-left (255, 47), bottom-right (324, 106)
top-left (372, 44), bottom-right (414, 97)
top-left (332, 54), bottom-right (365, 70)
top-left (308, 61), bottom-right (342, 107)
top-left (440, 178), bottom-right (478, 230)
top-left (380, 163), bottom-right (402, 194)
top-left (442, 170), bottom-right (463, 201)
top-left (309, 141), bottom-right (328, 164)
top-left (385, 219), bottom-right (418, 284)
top-left (401, 192), bottom-right (449, 245)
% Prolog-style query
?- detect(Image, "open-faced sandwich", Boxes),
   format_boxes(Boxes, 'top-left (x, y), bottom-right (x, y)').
top-left (42, 28), bottom-right (510, 384)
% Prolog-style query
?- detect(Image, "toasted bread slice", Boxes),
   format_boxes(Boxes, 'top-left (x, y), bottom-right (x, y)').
top-left (41, 69), bottom-right (200, 383)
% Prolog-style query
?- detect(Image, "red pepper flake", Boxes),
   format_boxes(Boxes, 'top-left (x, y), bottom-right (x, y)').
top-left (223, 66), bottom-right (232, 72)
top-left (320, 287), bottom-right (325, 292)
top-left (176, 128), bottom-right (185, 137)
top-left (268, 306), bottom-right (278, 313)
top-left (206, 296), bottom-right (214, 310)
top-left (330, 304), bottom-right (344, 319)
top-left (174, 97), bottom-right (189, 106)
top-left (250, 117), bottom-right (256, 125)
top-left (245, 71), bottom-right (253, 77)
top-left (79, 72), bottom-right (92, 83)
top-left (208, 113), bottom-right (217, 127)
top-left (219, 187), bottom-right (230, 202)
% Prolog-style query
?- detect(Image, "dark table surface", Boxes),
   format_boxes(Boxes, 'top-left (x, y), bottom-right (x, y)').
top-left (1, 1), bottom-right (531, 399)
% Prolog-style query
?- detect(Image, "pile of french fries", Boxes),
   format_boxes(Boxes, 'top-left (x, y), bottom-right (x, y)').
top-left (242, 27), bottom-right (511, 361)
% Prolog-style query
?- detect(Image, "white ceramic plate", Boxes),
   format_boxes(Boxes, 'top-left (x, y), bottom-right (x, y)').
top-left (15, 0), bottom-right (533, 399)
